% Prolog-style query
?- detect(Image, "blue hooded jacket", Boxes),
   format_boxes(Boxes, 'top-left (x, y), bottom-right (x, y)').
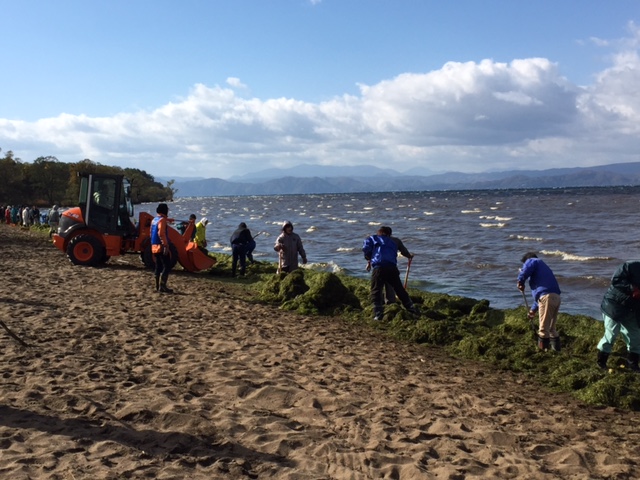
top-left (363, 235), bottom-right (399, 268)
top-left (517, 258), bottom-right (561, 311)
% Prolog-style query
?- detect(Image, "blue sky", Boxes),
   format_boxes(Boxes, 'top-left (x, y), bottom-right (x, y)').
top-left (2, 0), bottom-right (640, 179)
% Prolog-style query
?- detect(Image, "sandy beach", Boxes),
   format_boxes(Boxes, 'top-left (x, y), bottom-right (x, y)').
top-left (1, 224), bottom-right (639, 479)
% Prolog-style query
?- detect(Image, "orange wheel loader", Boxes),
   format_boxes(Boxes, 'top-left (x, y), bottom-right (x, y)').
top-left (52, 173), bottom-right (215, 272)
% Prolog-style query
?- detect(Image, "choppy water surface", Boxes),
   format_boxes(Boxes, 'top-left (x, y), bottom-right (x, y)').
top-left (139, 187), bottom-right (640, 318)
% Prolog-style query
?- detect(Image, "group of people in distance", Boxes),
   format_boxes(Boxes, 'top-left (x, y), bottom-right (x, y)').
top-left (517, 252), bottom-right (640, 372)
top-left (1, 205), bottom-right (44, 228)
top-left (150, 202), bottom-right (636, 372)
top-left (2, 204), bottom-right (60, 238)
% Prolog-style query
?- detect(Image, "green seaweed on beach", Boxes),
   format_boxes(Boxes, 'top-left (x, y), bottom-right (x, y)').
top-left (260, 269), bottom-right (360, 315)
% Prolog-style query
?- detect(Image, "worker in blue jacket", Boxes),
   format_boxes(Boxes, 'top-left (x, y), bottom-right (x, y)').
top-left (363, 226), bottom-right (419, 321)
top-left (517, 252), bottom-right (562, 351)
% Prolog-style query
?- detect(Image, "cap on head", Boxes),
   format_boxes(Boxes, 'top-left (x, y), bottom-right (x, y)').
top-left (201, 217), bottom-right (208, 226)
top-left (156, 203), bottom-right (169, 215)
top-left (282, 221), bottom-right (293, 231)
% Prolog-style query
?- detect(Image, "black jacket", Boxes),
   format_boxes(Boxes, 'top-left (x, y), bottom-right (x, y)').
top-left (230, 224), bottom-right (252, 246)
top-left (601, 261), bottom-right (640, 323)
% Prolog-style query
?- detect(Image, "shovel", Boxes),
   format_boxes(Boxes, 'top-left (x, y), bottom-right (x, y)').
top-left (521, 290), bottom-right (539, 340)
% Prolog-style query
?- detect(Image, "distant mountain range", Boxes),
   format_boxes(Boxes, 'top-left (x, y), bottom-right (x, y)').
top-left (168, 162), bottom-right (640, 197)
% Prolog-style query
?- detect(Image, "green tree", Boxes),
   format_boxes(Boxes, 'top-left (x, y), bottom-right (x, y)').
top-left (29, 156), bottom-right (70, 205)
top-left (0, 150), bottom-right (26, 204)
top-left (124, 168), bottom-right (174, 203)
top-left (0, 149), bottom-right (172, 206)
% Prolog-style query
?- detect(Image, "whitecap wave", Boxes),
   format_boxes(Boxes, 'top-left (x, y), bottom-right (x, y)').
top-left (461, 209), bottom-right (481, 214)
top-left (480, 223), bottom-right (506, 228)
top-left (541, 250), bottom-right (613, 261)
top-left (509, 234), bottom-right (543, 241)
top-left (302, 261), bottom-right (345, 273)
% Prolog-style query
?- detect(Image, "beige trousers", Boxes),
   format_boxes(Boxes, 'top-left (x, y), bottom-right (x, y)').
top-left (537, 293), bottom-right (561, 338)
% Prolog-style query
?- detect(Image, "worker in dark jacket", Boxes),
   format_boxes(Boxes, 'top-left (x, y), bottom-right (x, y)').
top-left (380, 226), bottom-right (413, 305)
top-left (596, 261), bottom-right (640, 371)
top-left (230, 222), bottom-right (253, 277)
top-left (517, 252), bottom-right (562, 351)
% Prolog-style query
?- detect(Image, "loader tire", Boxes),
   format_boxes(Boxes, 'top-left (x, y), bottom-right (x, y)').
top-left (67, 234), bottom-right (105, 267)
top-left (141, 242), bottom-right (155, 269)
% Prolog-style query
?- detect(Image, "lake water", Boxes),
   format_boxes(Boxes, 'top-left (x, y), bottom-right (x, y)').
top-left (138, 187), bottom-right (640, 318)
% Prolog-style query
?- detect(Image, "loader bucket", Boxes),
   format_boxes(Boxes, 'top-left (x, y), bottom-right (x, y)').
top-left (185, 242), bottom-right (217, 271)
top-left (167, 227), bottom-right (216, 272)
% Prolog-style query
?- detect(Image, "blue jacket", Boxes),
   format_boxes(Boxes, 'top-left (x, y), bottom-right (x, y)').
top-left (363, 234), bottom-right (399, 268)
top-left (517, 258), bottom-right (561, 311)
top-left (151, 214), bottom-right (172, 254)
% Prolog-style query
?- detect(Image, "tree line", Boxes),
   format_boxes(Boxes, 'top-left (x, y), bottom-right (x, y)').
top-left (0, 149), bottom-right (176, 206)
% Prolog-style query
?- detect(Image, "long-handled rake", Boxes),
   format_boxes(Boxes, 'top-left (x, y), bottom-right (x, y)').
top-left (521, 290), bottom-right (539, 340)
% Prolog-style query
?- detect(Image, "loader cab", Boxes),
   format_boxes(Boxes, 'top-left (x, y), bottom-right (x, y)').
top-left (80, 174), bottom-right (135, 235)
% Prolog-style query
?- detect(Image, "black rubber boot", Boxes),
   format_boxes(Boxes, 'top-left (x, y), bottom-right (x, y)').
top-left (550, 337), bottom-right (561, 352)
top-left (596, 350), bottom-right (609, 370)
top-left (537, 337), bottom-right (550, 350)
top-left (159, 275), bottom-right (173, 294)
top-left (154, 275), bottom-right (161, 292)
top-left (627, 352), bottom-right (640, 372)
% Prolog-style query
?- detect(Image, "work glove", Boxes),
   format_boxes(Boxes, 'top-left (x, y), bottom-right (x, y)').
top-left (528, 309), bottom-right (536, 319)
top-left (162, 245), bottom-right (170, 256)
top-left (302, 258), bottom-right (307, 265)
top-left (517, 282), bottom-right (525, 292)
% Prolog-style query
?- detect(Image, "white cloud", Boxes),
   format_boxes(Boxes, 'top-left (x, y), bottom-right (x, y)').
top-left (3, 31), bottom-right (640, 178)
top-left (226, 77), bottom-right (247, 89)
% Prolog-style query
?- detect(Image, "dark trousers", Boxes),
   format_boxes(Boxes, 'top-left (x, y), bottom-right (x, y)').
top-left (232, 244), bottom-right (247, 275)
top-left (154, 253), bottom-right (172, 278)
top-left (371, 265), bottom-right (412, 315)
